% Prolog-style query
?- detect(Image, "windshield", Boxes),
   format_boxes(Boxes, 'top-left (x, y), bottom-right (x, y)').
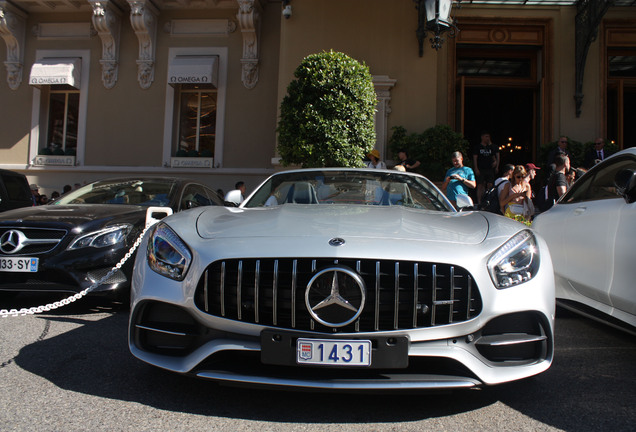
top-left (53, 179), bottom-right (177, 207)
top-left (243, 170), bottom-right (454, 211)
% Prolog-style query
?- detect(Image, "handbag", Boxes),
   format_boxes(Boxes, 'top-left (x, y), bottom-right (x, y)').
top-left (523, 198), bottom-right (535, 218)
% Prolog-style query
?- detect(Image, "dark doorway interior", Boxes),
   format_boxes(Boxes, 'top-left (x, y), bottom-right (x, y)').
top-left (626, 89), bottom-right (636, 148)
top-left (463, 87), bottom-right (535, 172)
top-left (608, 86), bottom-right (636, 148)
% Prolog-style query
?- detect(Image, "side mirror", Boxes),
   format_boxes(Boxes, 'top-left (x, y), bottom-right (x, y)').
top-left (185, 200), bottom-right (199, 209)
top-left (614, 168), bottom-right (636, 204)
top-left (224, 189), bottom-right (243, 206)
top-left (455, 194), bottom-right (474, 210)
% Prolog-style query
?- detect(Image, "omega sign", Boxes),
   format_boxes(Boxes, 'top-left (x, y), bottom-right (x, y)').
top-left (31, 77), bottom-right (68, 85)
top-left (169, 75), bottom-right (209, 84)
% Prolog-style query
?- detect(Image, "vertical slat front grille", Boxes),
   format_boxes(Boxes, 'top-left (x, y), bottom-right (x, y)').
top-left (194, 258), bottom-right (482, 333)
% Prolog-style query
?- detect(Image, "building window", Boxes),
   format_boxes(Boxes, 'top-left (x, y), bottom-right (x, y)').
top-left (176, 84), bottom-right (217, 158)
top-left (163, 48), bottom-right (226, 168)
top-left (457, 58), bottom-right (532, 78)
top-left (29, 51), bottom-right (89, 166)
top-left (45, 86), bottom-right (79, 155)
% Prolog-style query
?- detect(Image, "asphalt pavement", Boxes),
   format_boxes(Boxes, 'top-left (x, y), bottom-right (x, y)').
top-left (1, 294), bottom-right (634, 431)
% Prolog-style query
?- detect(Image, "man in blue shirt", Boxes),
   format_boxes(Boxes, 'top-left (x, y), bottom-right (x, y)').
top-left (442, 151), bottom-right (476, 208)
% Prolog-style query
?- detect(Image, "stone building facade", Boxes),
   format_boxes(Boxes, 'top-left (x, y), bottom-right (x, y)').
top-left (0, 0), bottom-right (634, 195)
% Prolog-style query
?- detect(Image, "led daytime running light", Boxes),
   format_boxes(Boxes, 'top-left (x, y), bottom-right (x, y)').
top-left (147, 223), bottom-right (192, 281)
top-left (68, 224), bottom-right (132, 250)
top-left (488, 230), bottom-right (540, 289)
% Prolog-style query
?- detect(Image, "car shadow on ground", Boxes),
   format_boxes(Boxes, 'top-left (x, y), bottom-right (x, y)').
top-left (11, 299), bottom-right (636, 430)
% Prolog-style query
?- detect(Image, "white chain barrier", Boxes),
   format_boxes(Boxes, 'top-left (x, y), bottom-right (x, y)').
top-left (0, 207), bottom-right (170, 318)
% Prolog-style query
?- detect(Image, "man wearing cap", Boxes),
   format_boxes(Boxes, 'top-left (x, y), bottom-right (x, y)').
top-left (524, 163), bottom-right (540, 184)
top-left (30, 184), bottom-right (41, 206)
top-left (366, 149), bottom-right (386, 169)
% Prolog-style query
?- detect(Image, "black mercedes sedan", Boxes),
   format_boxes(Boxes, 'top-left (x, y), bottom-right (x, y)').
top-left (0, 177), bottom-right (225, 301)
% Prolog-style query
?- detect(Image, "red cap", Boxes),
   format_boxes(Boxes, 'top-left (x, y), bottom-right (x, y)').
top-left (525, 163), bottom-right (541, 170)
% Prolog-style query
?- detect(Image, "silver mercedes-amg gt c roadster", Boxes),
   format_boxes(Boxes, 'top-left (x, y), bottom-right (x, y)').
top-left (129, 168), bottom-right (555, 391)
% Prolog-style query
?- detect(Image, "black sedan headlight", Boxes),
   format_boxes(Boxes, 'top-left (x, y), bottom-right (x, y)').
top-left (487, 230), bottom-right (540, 289)
top-left (147, 222), bottom-right (192, 281)
top-left (68, 224), bottom-right (133, 250)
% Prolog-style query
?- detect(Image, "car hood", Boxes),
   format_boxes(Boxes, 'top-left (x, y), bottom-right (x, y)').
top-left (0, 204), bottom-right (148, 226)
top-left (196, 205), bottom-right (489, 245)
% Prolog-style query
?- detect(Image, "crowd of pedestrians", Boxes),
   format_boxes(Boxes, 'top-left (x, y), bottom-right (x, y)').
top-left (360, 132), bottom-right (608, 222)
top-left (29, 182), bottom-right (80, 205)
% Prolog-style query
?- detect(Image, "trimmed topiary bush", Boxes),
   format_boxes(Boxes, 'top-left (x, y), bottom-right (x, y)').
top-left (277, 51), bottom-right (377, 168)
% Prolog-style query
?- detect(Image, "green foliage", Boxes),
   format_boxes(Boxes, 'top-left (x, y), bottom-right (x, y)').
top-left (277, 51), bottom-right (377, 168)
top-left (388, 124), bottom-right (470, 180)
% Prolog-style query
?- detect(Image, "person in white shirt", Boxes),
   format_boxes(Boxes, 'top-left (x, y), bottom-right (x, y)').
top-left (366, 149), bottom-right (387, 169)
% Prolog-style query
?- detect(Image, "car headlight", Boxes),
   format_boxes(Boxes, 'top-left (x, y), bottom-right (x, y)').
top-left (68, 224), bottom-right (133, 250)
top-left (147, 222), bottom-right (192, 281)
top-left (487, 230), bottom-right (540, 289)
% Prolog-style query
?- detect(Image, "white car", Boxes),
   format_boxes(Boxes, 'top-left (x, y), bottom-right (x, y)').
top-left (532, 148), bottom-right (636, 333)
top-left (129, 168), bottom-right (555, 390)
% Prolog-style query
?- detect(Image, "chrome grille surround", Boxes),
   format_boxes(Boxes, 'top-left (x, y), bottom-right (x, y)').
top-left (194, 258), bottom-right (482, 333)
top-left (0, 226), bottom-right (67, 255)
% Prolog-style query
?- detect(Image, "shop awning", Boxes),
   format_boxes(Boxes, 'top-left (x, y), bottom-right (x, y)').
top-left (29, 58), bottom-right (81, 88)
top-left (168, 56), bottom-right (218, 87)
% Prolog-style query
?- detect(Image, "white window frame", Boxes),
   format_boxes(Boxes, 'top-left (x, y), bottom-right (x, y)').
top-left (29, 50), bottom-right (90, 166)
top-left (163, 47), bottom-right (228, 168)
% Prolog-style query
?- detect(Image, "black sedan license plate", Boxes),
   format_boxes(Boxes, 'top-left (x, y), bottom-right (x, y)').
top-left (297, 338), bottom-right (371, 366)
top-left (0, 257), bottom-right (38, 272)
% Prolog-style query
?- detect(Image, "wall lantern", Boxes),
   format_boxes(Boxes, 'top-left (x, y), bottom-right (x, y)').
top-left (414, 0), bottom-right (461, 55)
top-left (282, 0), bottom-right (292, 19)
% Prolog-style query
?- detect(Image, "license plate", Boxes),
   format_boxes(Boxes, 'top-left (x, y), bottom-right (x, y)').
top-left (0, 257), bottom-right (39, 273)
top-left (296, 338), bottom-right (371, 366)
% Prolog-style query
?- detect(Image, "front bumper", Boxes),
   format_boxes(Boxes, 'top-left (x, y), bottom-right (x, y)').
top-left (0, 247), bottom-right (135, 295)
top-left (129, 229), bottom-right (556, 390)
top-left (129, 297), bottom-right (553, 390)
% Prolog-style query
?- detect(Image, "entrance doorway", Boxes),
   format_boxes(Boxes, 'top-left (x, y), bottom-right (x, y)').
top-left (607, 83), bottom-right (636, 150)
top-left (452, 19), bottom-right (552, 173)
top-left (463, 87), bottom-right (535, 169)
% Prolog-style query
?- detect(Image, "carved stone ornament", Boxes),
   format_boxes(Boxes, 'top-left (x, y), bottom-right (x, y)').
top-left (237, 0), bottom-right (261, 89)
top-left (127, 0), bottom-right (158, 89)
top-left (574, 0), bottom-right (611, 118)
top-left (0, 1), bottom-right (26, 90)
top-left (89, 0), bottom-right (122, 89)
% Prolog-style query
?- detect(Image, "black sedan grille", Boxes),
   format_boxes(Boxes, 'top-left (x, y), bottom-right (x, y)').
top-left (0, 227), bottom-right (67, 255)
top-left (195, 258), bottom-right (482, 333)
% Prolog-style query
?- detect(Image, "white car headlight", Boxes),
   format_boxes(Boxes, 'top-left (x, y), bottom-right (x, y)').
top-left (68, 224), bottom-right (132, 250)
top-left (147, 222), bottom-right (192, 281)
top-left (487, 230), bottom-right (540, 289)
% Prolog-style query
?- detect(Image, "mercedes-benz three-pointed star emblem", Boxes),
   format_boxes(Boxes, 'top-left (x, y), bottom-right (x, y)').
top-left (0, 230), bottom-right (23, 254)
top-left (305, 267), bottom-right (366, 327)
